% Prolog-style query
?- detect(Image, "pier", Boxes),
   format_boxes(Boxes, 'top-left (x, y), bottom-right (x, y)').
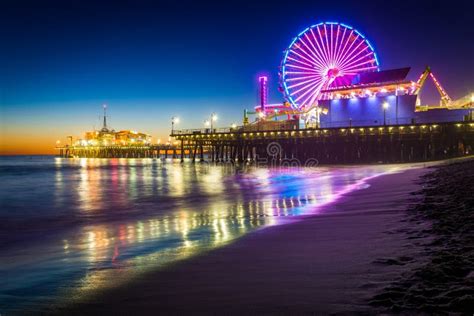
top-left (171, 121), bottom-right (474, 164)
top-left (57, 121), bottom-right (474, 164)
top-left (57, 144), bottom-right (182, 159)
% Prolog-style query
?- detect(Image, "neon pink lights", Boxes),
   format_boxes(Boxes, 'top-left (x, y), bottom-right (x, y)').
top-left (259, 76), bottom-right (268, 109)
top-left (281, 22), bottom-right (379, 110)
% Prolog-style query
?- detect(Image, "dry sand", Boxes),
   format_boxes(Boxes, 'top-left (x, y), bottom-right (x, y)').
top-left (55, 165), bottom-right (439, 314)
top-left (370, 159), bottom-right (474, 314)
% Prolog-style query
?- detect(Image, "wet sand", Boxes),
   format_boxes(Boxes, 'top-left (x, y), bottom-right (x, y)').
top-left (52, 162), bottom-right (470, 314)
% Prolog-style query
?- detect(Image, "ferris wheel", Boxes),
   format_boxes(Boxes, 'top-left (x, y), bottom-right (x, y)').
top-left (280, 22), bottom-right (379, 110)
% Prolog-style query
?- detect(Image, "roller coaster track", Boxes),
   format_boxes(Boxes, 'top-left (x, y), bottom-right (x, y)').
top-left (415, 66), bottom-right (473, 111)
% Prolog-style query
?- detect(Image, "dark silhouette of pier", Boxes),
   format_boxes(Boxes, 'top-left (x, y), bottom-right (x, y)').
top-left (57, 121), bottom-right (474, 164)
top-left (172, 121), bottom-right (474, 164)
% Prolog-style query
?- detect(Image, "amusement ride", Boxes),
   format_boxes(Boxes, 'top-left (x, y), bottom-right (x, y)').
top-left (247, 21), bottom-right (473, 127)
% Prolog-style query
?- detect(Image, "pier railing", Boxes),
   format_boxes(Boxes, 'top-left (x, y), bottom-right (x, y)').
top-left (172, 120), bottom-right (474, 137)
top-left (171, 127), bottom-right (243, 135)
top-left (172, 114), bottom-right (471, 136)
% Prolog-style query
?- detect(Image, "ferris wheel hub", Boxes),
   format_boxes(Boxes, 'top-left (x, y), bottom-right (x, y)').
top-left (327, 68), bottom-right (340, 78)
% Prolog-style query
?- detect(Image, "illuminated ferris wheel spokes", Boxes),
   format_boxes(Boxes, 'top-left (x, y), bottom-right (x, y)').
top-left (281, 22), bottom-right (379, 110)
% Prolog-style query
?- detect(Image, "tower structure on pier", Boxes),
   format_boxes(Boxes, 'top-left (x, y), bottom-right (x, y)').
top-left (258, 76), bottom-right (268, 112)
top-left (101, 104), bottom-right (110, 132)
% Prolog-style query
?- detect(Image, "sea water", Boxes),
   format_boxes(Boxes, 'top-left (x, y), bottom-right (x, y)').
top-left (0, 156), bottom-right (403, 312)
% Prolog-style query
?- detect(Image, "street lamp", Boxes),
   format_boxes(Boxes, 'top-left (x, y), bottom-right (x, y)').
top-left (383, 102), bottom-right (389, 126)
top-left (316, 107), bottom-right (323, 128)
top-left (171, 116), bottom-right (179, 135)
top-left (231, 123), bottom-right (237, 129)
top-left (210, 113), bottom-right (217, 131)
top-left (470, 93), bottom-right (474, 121)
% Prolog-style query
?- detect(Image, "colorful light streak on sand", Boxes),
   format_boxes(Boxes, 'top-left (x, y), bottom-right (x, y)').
top-left (0, 157), bottom-right (406, 312)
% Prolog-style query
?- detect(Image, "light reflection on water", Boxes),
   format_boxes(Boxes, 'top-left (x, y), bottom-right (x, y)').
top-left (0, 157), bottom-right (403, 312)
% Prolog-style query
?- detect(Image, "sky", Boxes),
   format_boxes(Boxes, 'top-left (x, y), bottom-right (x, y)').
top-left (1, 0), bottom-right (473, 154)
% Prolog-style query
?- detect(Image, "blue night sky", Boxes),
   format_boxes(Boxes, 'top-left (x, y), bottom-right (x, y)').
top-left (1, 0), bottom-right (473, 153)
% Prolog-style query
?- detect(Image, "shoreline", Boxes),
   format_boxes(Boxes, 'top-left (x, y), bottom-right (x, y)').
top-left (52, 163), bottom-right (439, 314)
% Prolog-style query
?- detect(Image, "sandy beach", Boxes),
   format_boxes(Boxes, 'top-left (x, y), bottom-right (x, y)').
top-left (50, 163), bottom-right (448, 315)
top-left (370, 159), bottom-right (474, 314)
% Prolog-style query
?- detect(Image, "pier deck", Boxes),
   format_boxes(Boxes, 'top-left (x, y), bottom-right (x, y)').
top-left (57, 144), bottom-right (181, 159)
top-left (57, 121), bottom-right (474, 164)
top-left (172, 121), bottom-right (474, 164)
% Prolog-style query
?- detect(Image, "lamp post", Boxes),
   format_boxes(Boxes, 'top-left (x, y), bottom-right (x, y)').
top-left (316, 107), bottom-right (323, 128)
top-left (470, 93), bottom-right (474, 121)
top-left (210, 113), bottom-right (217, 132)
top-left (383, 102), bottom-right (389, 126)
top-left (171, 116), bottom-right (179, 135)
top-left (257, 112), bottom-right (265, 131)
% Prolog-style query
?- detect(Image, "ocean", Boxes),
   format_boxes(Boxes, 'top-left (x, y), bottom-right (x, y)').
top-left (0, 156), bottom-right (402, 312)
